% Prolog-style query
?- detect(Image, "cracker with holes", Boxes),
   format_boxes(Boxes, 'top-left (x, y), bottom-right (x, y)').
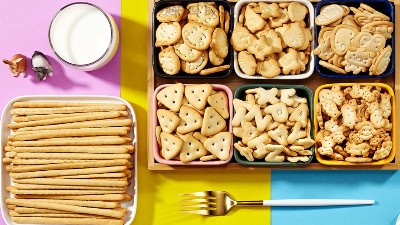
top-left (155, 83), bottom-right (232, 163)
top-left (233, 87), bottom-right (314, 163)
top-left (180, 134), bottom-right (208, 163)
top-left (316, 83), bottom-right (393, 163)
top-left (160, 132), bottom-right (183, 160)
top-left (155, 22), bottom-right (182, 47)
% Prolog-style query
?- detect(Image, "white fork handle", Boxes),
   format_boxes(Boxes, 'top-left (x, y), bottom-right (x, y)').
top-left (262, 199), bottom-right (375, 206)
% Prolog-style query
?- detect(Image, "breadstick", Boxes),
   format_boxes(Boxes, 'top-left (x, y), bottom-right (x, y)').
top-left (12, 111), bottom-right (128, 122)
top-left (14, 199), bottom-right (120, 209)
top-left (11, 136), bottom-right (131, 146)
top-left (17, 119), bottom-right (133, 132)
top-left (3, 158), bottom-right (13, 164)
top-left (10, 212), bottom-right (109, 218)
top-left (15, 153), bottom-right (131, 160)
top-left (14, 207), bottom-right (70, 214)
top-left (12, 178), bottom-right (129, 187)
top-left (11, 159), bottom-right (94, 165)
top-left (10, 127), bottom-right (129, 141)
top-left (13, 126), bottom-right (130, 136)
top-left (9, 189), bottom-right (126, 195)
top-left (8, 112), bottom-right (121, 129)
top-left (10, 105), bottom-right (127, 115)
top-left (55, 172), bottom-right (128, 179)
top-left (5, 146), bottom-right (132, 153)
top-left (12, 217), bottom-right (125, 225)
top-left (13, 102), bottom-right (126, 108)
top-left (9, 159), bottom-right (129, 172)
top-left (10, 166), bottom-right (128, 179)
top-left (8, 204), bottom-right (17, 210)
top-left (14, 184), bottom-right (126, 191)
top-left (13, 194), bottom-right (130, 202)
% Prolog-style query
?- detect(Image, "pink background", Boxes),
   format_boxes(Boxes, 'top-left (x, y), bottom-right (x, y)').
top-left (0, 1), bottom-right (121, 224)
top-left (0, 0), bottom-right (121, 111)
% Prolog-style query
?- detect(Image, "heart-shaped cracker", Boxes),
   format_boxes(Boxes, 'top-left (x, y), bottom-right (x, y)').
top-left (185, 84), bottom-right (212, 110)
top-left (203, 132), bottom-right (232, 160)
top-left (201, 107), bottom-right (226, 136)
top-left (156, 83), bottom-right (184, 112)
top-left (177, 105), bottom-right (203, 134)
top-left (155, 22), bottom-right (182, 47)
top-left (157, 109), bottom-right (180, 133)
top-left (207, 91), bottom-right (229, 119)
top-left (182, 22), bottom-right (214, 51)
top-left (180, 134), bottom-right (207, 163)
top-left (160, 132), bottom-right (183, 160)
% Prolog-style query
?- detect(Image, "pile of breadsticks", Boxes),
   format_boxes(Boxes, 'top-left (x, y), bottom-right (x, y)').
top-left (4, 101), bottom-right (134, 225)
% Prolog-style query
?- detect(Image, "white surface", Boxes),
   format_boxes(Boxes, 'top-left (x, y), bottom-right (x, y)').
top-left (233, 0), bottom-right (315, 79)
top-left (262, 199), bottom-right (375, 206)
top-left (0, 95), bottom-right (137, 225)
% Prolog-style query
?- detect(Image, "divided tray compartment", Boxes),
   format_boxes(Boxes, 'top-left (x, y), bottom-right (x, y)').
top-left (0, 95), bottom-right (138, 225)
top-left (233, 84), bottom-right (315, 166)
top-left (152, 0), bottom-right (234, 79)
top-left (314, 0), bottom-right (395, 78)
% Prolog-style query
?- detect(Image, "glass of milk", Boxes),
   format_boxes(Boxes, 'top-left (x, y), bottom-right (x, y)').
top-left (49, 3), bottom-right (119, 71)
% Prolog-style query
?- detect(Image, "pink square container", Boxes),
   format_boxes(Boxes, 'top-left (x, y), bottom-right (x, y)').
top-left (153, 84), bottom-right (233, 165)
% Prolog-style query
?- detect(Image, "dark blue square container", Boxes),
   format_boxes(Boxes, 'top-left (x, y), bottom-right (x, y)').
top-left (314, 0), bottom-right (395, 78)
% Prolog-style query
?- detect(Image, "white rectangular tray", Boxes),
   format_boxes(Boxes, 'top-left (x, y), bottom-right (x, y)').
top-left (0, 95), bottom-right (137, 225)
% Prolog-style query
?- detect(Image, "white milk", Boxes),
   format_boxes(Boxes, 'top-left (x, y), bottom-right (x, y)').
top-left (49, 3), bottom-right (119, 70)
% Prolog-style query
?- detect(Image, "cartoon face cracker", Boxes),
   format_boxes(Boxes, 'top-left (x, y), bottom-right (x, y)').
top-left (181, 51), bottom-right (209, 74)
top-left (315, 4), bottom-right (345, 26)
top-left (343, 46), bottom-right (375, 74)
top-left (370, 45), bottom-right (392, 76)
top-left (362, 21), bottom-right (394, 39)
top-left (158, 46), bottom-right (181, 75)
top-left (341, 100), bottom-right (359, 129)
top-left (354, 31), bottom-right (385, 53)
top-left (187, 3), bottom-right (219, 27)
top-left (355, 121), bottom-right (377, 141)
top-left (182, 23), bottom-right (214, 51)
top-left (330, 25), bottom-right (359, 56)
top-left (319, 86), bottom-right (344, 106)
top-left (320, 99), bottom-right (341, 120)
top-left (354, 12), bottom-right (389, 27)
top-left (157, 5), bottom-right (185, 22)
top-left (332, 131), bottom-right (345, 144)
top-left (174, 38), bottom-right (202, 63)
top-left (155, 22), bottom-right (182, 47)
top-left (247, 35), bottom-right (274, 61)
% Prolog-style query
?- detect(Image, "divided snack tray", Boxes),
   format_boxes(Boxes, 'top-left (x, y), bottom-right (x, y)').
top-left (0, 95), bottom-right (138, 225)
top-left (314, 0), bottom-right (395, 78)
top-left (148, 0), bottom-right (400, 170)
top-left (233, 0), bottom-right (315, 79)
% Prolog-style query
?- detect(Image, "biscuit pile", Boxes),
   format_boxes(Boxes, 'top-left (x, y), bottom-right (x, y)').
top-left (315, 3), bottom-right (393, 75)
top-left (155, 3), bottom-right (231, 75)
top-left (231, 2), bottom-right (312, 78)
top-left (316, 84), bottom-right (393, 163)
top-left (233, 87), bottom-right (315, 163)
top-left (156, 83), bottom-right (232, 163)
top-left (4, 102), bottom-right (134, 225)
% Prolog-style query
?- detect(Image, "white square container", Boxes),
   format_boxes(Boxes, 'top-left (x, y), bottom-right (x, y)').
top-left (233, 0), bottom-right (315, 79)
top-left (0, 95), bottom-right (137, 225)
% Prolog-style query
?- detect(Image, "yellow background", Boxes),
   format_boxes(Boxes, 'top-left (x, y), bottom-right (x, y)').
top-left (120, 1), bottom-right (271, 224)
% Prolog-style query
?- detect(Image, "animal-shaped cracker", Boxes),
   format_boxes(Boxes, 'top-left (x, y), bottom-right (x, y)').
top-left (247, 35), bottom-right (274, 61)
top-left (354, 31), bottom-right (385, 53)
top-left (315, 4), bottom-right (345, 26)
top-left (283, 22), bottom-right (305, 49)
top-left (321, 99), bottom-right (341, 120)
top-left (370, 45), bottom-right (392, 76)
top-left (343, 46), bottom-right (376, 74)
top-left (156, 83), bottom-right (184, 112)
top-left (288, 2), bottom-right (308, 22)
top-left (380, 93), bottom-right (392, 118)
top-left (201, 107), bottom-right (226, 136)
top-left (278, 48), bottom-right (300, 75)
top-left (244, 5), bottom-right (266, 33)
top-left (345, 142), bottom-right (370, 157)
top-left (330, 25), bottom-right (359, 56)
top-left (230, 23), bottom-right (252, 51)
top-left (372, 140), bottom-right (392, 160)
top-left (268, 8), bottom-right (290, 28)
top-left (187, 3), bottom-right (219, 27)
top-left (203, 132), bottom-right (232, 160)
top-left (355, 121), bottom-right (377, 141)
top-left (313, 37), bottom-right (334, 61)
top-left (370, 109), bottom-right (385, 129)
top-left (319, 85), bottom-right (345, 106)
top-left (180, 134), bottom-right (208, 163)
top-left (253, 2), bottom-right (281, 19)
top-left (341, 99), bottom-right (359, 129)
top-left (160, 132), bottom-right (183, 160)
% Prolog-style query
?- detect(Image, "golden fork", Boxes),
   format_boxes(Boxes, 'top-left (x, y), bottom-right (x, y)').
top-left (179, 191), bottom-right (374, 216)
